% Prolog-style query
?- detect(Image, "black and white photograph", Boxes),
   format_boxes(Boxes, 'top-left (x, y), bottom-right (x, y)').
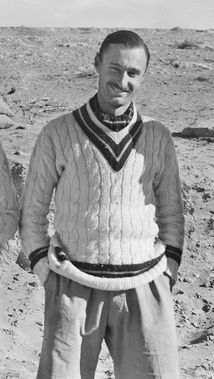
top-left (0, 1), bottom-right (214, 378)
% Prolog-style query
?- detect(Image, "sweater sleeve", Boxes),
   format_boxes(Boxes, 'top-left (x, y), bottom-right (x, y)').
top-left (0, 143), bottom-right (18, 246)
top-left (19, 125), bottom-right (59, 258)
top-left (153, 130), bottom-right (185, 265)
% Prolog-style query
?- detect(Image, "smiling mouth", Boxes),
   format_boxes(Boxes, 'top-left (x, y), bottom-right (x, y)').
top-left (109, 84), bottom-right (129, 95)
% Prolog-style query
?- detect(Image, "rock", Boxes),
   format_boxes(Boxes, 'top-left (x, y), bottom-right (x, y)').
top-left (170, 27), bottom-right (183, 32)
top-left (194, 76), bottom-right (210, 82)
top-left (0, 114), bottom-right (14, 129)
top-left (13, 150), bottom-right (21, 155)
top-left (192, 62), bottom-right (212, 70)
top-left (202, 303), bottom-right (211, 312)
top-left (16, 250), bottom-right (30, 271)
top-left (9, 161), bottom-right (26, 200)
top-left (189, 330), bottom-right (208, 344)
top-left (194, 269), bottom-right (212, 287)
top-left (75, 64), bottom-right (96, 78)
top-left (173, 127), bottom-right (214, 138)
top-left (7, 87), bottom-right (16, 95)
top-left (175, 40), bottom-right (200, 49)
top-left (172, 119), bottom-right (214, 138)
top-left (57, 43), bottom-right (70, 48)
top-left (35, 321), bottom-right (43, 327)
top-left (15, 125), bottom-right (25, 130)
top-left (175, 289), bottom-right (184, 295)
top-left (0, 98), bottom-right (14, 117)
top-left (171, 61), bottom-right (179, 68)
top-left (202, 193), bottom-right (211, 201)
top-left (28, 281), bottom-right (38, 287)
top-left (182, 277), bottom-right (191, 283)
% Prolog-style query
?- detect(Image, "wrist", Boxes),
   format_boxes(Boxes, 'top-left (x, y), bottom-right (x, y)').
top-left (165, 245), bottom-right (182, 266)
top-left (33, 256), bottom-right (48, 272)
top-left (29, 246), bottom-right (49, 270)
top-left (166, 257), bottom-right (179, 284)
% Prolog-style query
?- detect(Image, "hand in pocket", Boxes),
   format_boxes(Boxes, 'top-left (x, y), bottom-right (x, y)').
top-left (33, 256), bottom-right (50, 286)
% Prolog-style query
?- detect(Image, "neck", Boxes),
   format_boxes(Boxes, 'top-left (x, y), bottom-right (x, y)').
top-left (96, 93), bottom-right (130, 116)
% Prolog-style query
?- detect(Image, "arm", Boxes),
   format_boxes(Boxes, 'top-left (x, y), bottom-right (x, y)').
top-left (154, 130), bottom-right (185, 283)
top-left (19, 125), bottom-right (59, 283)
top-left (0, 143), bottom-right (18, 246)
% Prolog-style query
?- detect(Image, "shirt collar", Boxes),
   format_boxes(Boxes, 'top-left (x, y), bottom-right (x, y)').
top-left (90, 94), bottom-right (134, 132)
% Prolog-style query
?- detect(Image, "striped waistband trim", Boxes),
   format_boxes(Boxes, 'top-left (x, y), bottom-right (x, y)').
top-left (48, 247), bottom-right (167, 291)
top-left (70, 253), bottom-right (165, 278)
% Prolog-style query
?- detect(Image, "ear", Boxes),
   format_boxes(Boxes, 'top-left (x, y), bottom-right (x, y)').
top-left (94, 52), bottom-right (101, 73)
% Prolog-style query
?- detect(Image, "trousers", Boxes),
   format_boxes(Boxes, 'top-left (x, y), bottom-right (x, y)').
top-left (36, 272), bottom-right (180, 379)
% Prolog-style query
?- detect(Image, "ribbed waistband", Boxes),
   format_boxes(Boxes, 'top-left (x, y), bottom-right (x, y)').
top-left (70, 254), bottom-right (164, 278)
top-left (48, 241), bottom-right (167, 290)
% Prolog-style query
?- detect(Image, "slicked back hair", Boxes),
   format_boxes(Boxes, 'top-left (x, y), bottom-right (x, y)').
top-left (98, 30), bottom-right (150, 72)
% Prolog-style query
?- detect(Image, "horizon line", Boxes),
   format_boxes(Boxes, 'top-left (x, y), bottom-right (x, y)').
top-left (0, 25), bottom-right (213, 31)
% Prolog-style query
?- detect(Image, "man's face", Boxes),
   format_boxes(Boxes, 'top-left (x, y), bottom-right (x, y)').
top-left (95, 43), bottom-right (148, 113)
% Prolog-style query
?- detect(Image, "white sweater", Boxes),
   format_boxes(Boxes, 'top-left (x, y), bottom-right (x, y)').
top-left (19, 100), bottom-right (184, 290)
top-left (0, 143), bottom-right (18, 246)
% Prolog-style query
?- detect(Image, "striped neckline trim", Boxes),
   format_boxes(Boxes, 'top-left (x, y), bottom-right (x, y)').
top-left (91, 94), bottom-right (134, 131)
top-left (73, 100), bottom-right (143, 171)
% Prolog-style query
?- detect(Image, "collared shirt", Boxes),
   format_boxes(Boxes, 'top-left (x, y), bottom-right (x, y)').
top-left (91, 94), bottom-right (134, 132)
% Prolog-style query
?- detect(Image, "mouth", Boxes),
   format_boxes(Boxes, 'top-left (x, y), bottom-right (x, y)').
top-left (109, 84), bottom-right (129, 95)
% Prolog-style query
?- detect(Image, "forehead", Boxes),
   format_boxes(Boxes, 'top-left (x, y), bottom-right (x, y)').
top-left (101, 43), bottom-right (147, 70)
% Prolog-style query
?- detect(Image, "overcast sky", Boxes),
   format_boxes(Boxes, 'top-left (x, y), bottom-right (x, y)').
top-left (0, 0), bottom-right (214, 29)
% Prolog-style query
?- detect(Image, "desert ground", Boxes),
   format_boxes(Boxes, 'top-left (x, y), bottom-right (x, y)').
top-left (0, 27), bottom-right (214, 378)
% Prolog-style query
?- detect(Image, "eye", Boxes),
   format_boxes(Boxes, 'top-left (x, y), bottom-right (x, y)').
top-left (127, 70), bottom-right (138, 78)
top-left (110, 66), bottom-right (120, 73)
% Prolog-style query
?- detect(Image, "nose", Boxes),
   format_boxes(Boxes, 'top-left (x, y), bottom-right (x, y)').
top-left (118, 71), bottom-right (129, 91)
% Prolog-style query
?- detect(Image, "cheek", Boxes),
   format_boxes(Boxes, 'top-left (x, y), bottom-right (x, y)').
top-left (132, 78), bottom-right (142, 91)
top-left (100, 72), bottom-right (112, 85)
top-left (104, 69), bottom-right (118, 81)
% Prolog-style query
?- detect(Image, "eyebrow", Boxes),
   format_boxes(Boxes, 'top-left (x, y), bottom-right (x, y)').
top-left (109, 62), bottom-right (141, 74)
top-left (109, 63), bottom-right (122, 68)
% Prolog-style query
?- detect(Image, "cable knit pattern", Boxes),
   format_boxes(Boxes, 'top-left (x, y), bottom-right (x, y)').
top-left (19, 100), bottom-right (184, 289)
top-left (0, 142), bottom-right (18, 246)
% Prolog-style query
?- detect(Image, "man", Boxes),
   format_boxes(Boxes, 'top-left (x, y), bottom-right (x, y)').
top-left (19, 30), bottom-right (184, 379)
top-left (0, 142), bottom-right (18, 248)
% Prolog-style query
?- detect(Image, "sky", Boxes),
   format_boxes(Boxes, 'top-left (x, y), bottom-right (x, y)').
top-left (0, 0), bottom-right (214, 29)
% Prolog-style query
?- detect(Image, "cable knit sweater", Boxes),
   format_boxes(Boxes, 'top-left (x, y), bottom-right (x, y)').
top-left (19, 98), bottom-right (184, 290)
top-left (0, 142), bottom-right (18, 246)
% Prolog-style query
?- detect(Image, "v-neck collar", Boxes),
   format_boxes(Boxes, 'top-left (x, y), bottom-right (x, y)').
top-left (73, 99), bottom-right (143, 172)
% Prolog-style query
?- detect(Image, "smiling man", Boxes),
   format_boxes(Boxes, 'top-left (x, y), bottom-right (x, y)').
top-left (19, 30), bottom-right (184, 379)
top-left (94, 36), bottom-right (148, 115)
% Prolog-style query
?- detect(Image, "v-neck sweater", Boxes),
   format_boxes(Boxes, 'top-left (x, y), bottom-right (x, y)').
top-left (19, 99), bottom-right (184, 290)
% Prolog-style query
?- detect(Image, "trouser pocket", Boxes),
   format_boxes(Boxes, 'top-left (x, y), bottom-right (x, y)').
top-left (43, 270), bottom-right (52, 289)
top-left (163, 271), bottom-right (174, 292)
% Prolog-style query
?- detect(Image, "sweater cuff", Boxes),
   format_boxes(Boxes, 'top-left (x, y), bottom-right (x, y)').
top-left (165, 245), bottom-right (182, 265)
top-left (29, 246), bottom-right (49, 270)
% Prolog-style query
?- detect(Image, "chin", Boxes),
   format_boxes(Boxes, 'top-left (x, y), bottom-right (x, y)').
top-left (111, 97), bottom-right (129, 108)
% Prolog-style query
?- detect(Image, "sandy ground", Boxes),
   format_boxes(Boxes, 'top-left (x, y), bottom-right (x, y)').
top-left (0, 27), bottom-right (214, 378)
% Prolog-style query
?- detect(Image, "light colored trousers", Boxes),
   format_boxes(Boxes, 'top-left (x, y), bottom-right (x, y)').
top-left (37, 272), bottom-right (180, 379)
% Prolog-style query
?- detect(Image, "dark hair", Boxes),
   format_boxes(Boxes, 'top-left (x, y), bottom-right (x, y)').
top-left (99, 30), bottom-right (150, 71)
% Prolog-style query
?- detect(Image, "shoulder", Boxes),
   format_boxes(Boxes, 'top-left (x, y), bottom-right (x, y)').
top-left (35, 112), bottom-right (77, 148)
top-left (141, 115), bottom-right (171, 141)
top-left (43, 111), bottom-right (75, 136)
